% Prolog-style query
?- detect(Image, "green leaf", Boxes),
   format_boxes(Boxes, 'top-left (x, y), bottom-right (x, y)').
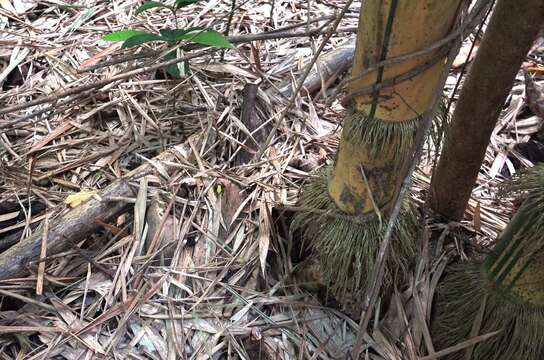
top-left (122, 33), bottom-right (165, 48)
top-left (179, 29), bottom-right (232, 49)
top-left (159, 28), bottom-right (191, 42)
top-left (174, 0), bottom-right (200, 8)
top-left (135, 1), bottom-right (165, 15)
top-left (102, 29), bottom-right (148, 42)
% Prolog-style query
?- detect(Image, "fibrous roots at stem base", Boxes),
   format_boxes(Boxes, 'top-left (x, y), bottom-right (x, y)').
top-left (343, 98), bottom-right (449, 159)
top-left (432, 264), bottom-right (544, 360)
top-left (291, 170), bottom-right (418, 304)
top-left (433, 164), bottom-right (544, 359)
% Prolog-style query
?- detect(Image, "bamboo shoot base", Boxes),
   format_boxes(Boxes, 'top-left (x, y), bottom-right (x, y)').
top-left (291, 170), bottom-right (417, 303)
top-left (432, 264), bottom-right (544, 360)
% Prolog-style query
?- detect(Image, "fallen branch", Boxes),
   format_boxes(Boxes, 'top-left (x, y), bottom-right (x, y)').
top-left (0, 181), bottom-right (132, 280)
top-left (0, 143), bottom-right (188, 280)
top-left (280, 45), bottom-right (355, 97)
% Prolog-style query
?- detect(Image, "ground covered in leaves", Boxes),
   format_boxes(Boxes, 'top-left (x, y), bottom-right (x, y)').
top-left (0, 0), bottom-right (543, 358)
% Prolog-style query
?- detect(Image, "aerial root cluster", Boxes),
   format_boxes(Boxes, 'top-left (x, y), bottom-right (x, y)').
top-left (291, 170), bottom-right (418, 302)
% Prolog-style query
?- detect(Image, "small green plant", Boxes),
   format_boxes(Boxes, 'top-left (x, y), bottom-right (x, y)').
top-left (103, 0), bottom-right (232, 78)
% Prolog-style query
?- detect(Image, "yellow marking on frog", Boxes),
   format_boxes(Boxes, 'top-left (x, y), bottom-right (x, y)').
top-left (215, 183), bottom-right (223, 194)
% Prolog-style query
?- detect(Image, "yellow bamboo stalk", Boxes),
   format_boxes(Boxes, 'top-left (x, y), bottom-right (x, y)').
top-left (503, 258), bottom-right (544, 305)
top-left (485, 202), bottom-right (544, 305)
top-left (329, 0), bottom-right (462, 215)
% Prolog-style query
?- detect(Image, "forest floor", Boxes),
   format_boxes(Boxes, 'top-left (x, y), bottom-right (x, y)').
top-left (0, 0), bottom-right (543, 359)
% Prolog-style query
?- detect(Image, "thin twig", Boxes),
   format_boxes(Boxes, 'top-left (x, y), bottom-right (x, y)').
top-left (0, 48), bottom-right (215, 120)
top-left (255, 0), bottom-right (356, 160)
top-left (418, 330), bottom-right (500, 360)
top-left (229, 27), bottom-right (357, 46)
top-left (446, 0), bottom-right (495, 115)
top-left (2, 91), bottom-right (96, 131)
top-left (269, 0), bottom-right (275, 27)
top-left (35, 213), bottom-right (49, 296)
top-left (342, 49), bottom-right (448, 105)
top-left (351, 14), bottom-right (466, 360)
top-left (344, 0), bottom-right (492, 87)
top-left (423, 0), bottom-right (494, 219)
top-left (0, 26), bottom-right (358, 127)
top-left (77, 22), bottom-right (356, 73)
top-left (326, 0), bottom-right (492, 106)
top-left (221, 0), bottom-right (236, 61)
